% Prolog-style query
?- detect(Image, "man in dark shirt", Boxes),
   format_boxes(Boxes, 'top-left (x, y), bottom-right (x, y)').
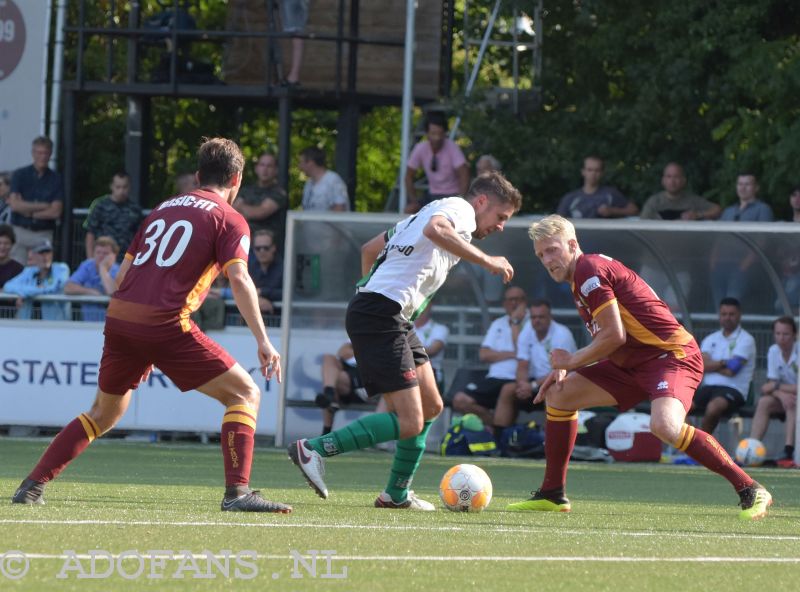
top-left (0, 224), bottom-right (24, 289)
top-left (7, 137), bottom-right (64, 264)
top-left (233, 153), bottom-right (288, 249)
top-left (83, 172), bottom-right (142, 261)
top-left (248, 229), bottom-right (283, 315)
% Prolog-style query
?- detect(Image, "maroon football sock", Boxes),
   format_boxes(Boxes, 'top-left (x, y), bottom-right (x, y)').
top-left (221, 405), bottom-right (257, 487)
top-left (541, 406), bottom-right (579, 492)
top-left (29, 414), bottom-right (100, 483)
top-left (676, 423), bottom-right (753, 491)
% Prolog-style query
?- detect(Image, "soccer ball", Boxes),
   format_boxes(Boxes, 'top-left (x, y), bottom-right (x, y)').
top-left (735, 438), bottom-right (766, 467)
top-left (439, 464), bottom-right (492, 512)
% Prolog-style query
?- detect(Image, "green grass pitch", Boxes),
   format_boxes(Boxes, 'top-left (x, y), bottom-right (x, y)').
top-left (1, 438), bottom-right (798, 591)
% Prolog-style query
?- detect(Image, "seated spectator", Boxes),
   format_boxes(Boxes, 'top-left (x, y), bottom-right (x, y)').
top-left (3, 240), bottom-right (70, 320)
top-left (556, 155), bottom-right (638, 219)
top-left (298, 146), bottom-right (350, 211)
top-left (315, 342), bottom-right (369, 436)
top-left (790, 185), bottom-right (800, 223)
top-left (692, 298), bottom-right (756, 435)
top-left (451, 286), bottom-right (528, 425)
top-left (64, 236), bottom-right (121, 322)
top-left (640, 162), bottom-right (721, 220)
top-left (404, 111), bottom-right (469, 213)
top-left (249, 229), bottom-right (283, 315)
top-left (0, 224), bottom-right (24, 288)
top-left (190, 275), bottom-right (228, 331)
top-left (0, 172), bottom-right (11, 224)
top-left (476, 154), bottom-right (502, 176)
top-left (719, 173), bottom-right (774, 221)
top-left (749, 316), bottom-right (797, 465)
top-left (233, 152), bottom-right (288, 249)
top-left (83, 172), bottom-right (142, 261)
top-left (492, 299), bottom-right (577, 442)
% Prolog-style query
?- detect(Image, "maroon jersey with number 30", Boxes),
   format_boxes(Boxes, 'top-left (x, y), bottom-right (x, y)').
top-left (571, 253), bottom-right (697, 368)
top-left (106, 189), bottom-right (250, 334)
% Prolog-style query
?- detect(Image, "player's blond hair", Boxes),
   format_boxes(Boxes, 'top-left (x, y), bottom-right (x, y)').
top-left (528, 214), bottom-right (577, 243)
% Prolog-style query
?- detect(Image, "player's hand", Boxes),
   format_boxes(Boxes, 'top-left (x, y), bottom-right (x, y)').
top-left (597, 204), bottom-right (610, 217)
top-left (485, 256), bottom-right (514, 283)
top-left (549, 348), bottom-right (573, 370)
top-left (515, 380), bottom-right (532, 399)
top-left (535, 369), bottom-right (566, 403)
top-left (258, 341), bottom-right (281, 383)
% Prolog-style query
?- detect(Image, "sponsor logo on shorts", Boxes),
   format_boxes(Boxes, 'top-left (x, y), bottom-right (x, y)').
top-left (580, 276), bottom-right (601, 297)
top-left (657, 380), bottom-right (669, 391)
top-left (402, 368), bottom-right (417, 382)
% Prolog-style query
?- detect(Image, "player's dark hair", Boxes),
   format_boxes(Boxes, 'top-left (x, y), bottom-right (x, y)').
top-left (425, 111), bottom-right (448, 132)
top-left (0, 224), bottom-right (16, 244)
top-left (196, 137), bottom-right (244, 187)
top-left (773, 315), bottom-right (797, 334)
top-left (32, 136), bottom-right (54, 151)
top-left (719, 297), bottom-right (741, 309)
top-left (465, 171), bottom-right (523, 212)
top-left (529, 299), bottom-right (552, 310)
top-left (300, 146), bottom-right (326, 168)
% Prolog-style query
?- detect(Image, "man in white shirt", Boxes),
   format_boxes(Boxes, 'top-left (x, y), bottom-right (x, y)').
top-left (450, 286), bottom-right (529, 426)
top-left (289, 172), bottom-right (522, 510)
top-left (298, 146), bottom-right (349, 211)
top-left (693, 298), bottom-right (757, 435)
top-left (493, 299), bottom-right (577, 442)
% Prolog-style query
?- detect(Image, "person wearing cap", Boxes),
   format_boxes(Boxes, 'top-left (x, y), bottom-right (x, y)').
top-left (3, 240), bottom-right (70, 320)
top-left (7, 137), bottom-right (64, 265)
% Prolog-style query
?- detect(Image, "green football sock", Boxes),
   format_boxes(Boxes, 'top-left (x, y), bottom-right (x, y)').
top-left (308, 412), bottom-right (399, 457)
top-left (385, 420), bottom-right (433, 503)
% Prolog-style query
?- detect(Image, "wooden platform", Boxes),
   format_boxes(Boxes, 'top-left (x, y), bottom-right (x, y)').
top-left (224, 0), bottom-right (442, 99)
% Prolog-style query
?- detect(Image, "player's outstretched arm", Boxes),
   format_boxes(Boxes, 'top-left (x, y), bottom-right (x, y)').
top-left (228, 262), bottom-right (281, 382)
top-left (423, 215), bottom-right (513, 283)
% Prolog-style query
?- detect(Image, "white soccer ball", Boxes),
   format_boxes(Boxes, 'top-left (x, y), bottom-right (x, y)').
top-left (735, 438), bottom-right (766, 467)
top-left (439, 464), bottom-right (492, 512)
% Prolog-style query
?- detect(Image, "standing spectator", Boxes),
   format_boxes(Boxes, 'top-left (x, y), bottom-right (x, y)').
top-left (83, 172), bottom-right (142, 261)
top-left (64, 236), bottom-right (120, 322)
top-left (790, 186), bottom-right (800, 223)
top-left (0, 225), bottom-right (24, 288)
top-left (4, 240), bottom-right (70, 320)
top-left (298, 146), bottom-right (349, 211)
top-left (720, 173), bottom-right (774, 221)
top-left (280, 0), bottom-right (309, 86)
top-left (7, 137), bottom-right (64, 265)
top-left (0, 172), bottom-right (12, 225)
top-left (493, 299), bottom-right (577, 442)
top-left (249, 229), bottom-right (283, 315)
top-left (234, 153), bottom-right (288, 248)
top-left (175, 171), bottom-right (199, 194)
top-left (476, 154), bottom-right (502, 176)
top-left (556, 156), bottom-right (638, 219)
top-left (692, 298), bottom-right (757, 435)
top-left (640, 163), bottom-right (721, 220)
top-left (404, 112), bottom-right (469, 213)
top-left (451, 286), bottom-right (528, 425)
top-left (749, 316), bottom-right (798, 465)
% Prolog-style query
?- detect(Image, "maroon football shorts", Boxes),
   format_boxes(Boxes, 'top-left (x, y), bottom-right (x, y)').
top-left (575, 349), bottom-right (704, 413)
top-left (98, 323), bottom-right (236, 394)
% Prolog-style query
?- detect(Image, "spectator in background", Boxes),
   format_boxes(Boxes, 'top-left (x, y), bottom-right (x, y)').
top-left (492, 299), bottom-right (577, 442)
top-left (249, 229), bottom-right (283, 315)
top-left (7, 137), bottom-right (64, 265)
top-left (0, 224), bottom-right (24, 288)
top-left (190, 275), bottom-right (228, 331)
top-left (451, 286), bottom-right (528, 426)
top-left (3, 240), bottom-right (70, 320)
top-left (789, 185), bottom-right (800, 223)
top-left (749, 316), bottom-right (797, 465)
top-left (280, 0), bottom-right (309, 86)
top-left (556, 156), bottom-right (638, 219)
top-left (64, 236), bottom-right (120, 322)
top-left (298, 146), bottom-right (349, 211)
top-left (315, 341), bottom-right (370, 436)
top-left (476, 154), bottom-right (502, 176)
top-left (175, 171), bottom-right (200, 194)
top-left (404, 112), bottom-right (469, 213)
top-left (83, 172), bottom-right (142, 261)
top-left (640, 163), bottom-right (721, 221)
top-left (409, 302), bottom-right (449, 390)
top-left (0, 172), bottom-right (12, 225)
top-left (234, 152), bottom-right (288, 248)
top-left (692, 298), bottom-right (756, 435)
top-left (720, 173), bottom-right (774, 221)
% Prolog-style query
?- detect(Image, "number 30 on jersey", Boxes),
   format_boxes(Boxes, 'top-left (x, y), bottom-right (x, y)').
top-left (133, 219), bottom-right (193, 267)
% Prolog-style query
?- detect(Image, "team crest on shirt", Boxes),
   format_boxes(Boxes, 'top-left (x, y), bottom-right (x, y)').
top-left (240, 235), bottom-right (250, 255)
top-left (580, 275), bottom-right (601, 297)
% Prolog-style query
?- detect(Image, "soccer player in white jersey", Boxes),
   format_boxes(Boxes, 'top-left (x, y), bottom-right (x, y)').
top-left (289, 172), bottom-right (522, 509)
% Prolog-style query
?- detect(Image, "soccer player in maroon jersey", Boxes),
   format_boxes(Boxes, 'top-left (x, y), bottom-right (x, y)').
top-left (12, 138), bottom-right (291, 513)
top-left (506, 214), bottom-right (771, 520)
